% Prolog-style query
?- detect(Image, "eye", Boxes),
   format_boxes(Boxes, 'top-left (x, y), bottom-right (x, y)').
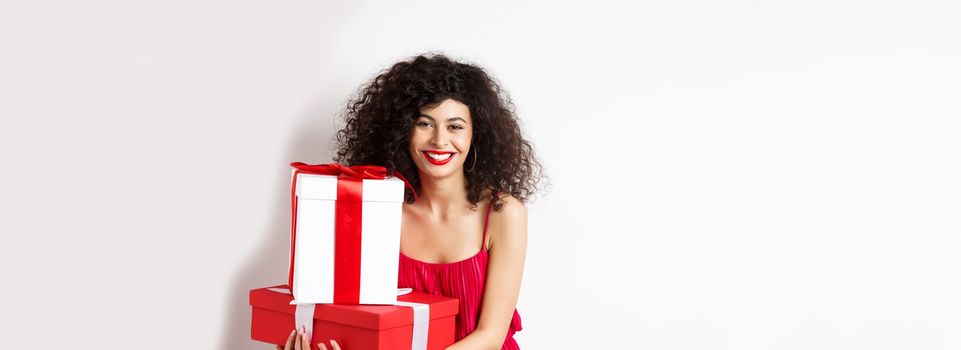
top-left (414, 120), bottom-right (433, 128)
top-left (448, 124), bottom-right (464, 130)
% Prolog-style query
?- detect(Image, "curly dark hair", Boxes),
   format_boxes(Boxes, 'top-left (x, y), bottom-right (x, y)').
top-left (334, 53), bottom-right (542, 211)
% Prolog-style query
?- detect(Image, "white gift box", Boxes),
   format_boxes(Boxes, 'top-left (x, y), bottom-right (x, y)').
top-left (289, 171), bottom-right (405, 305)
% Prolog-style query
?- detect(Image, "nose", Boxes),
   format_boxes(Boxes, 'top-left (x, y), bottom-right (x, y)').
top-left (430, 127), bottom-right (448, 147)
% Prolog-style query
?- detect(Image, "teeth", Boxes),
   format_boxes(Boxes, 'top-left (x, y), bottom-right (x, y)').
top-left (426, 152), bottom-right (452, 160)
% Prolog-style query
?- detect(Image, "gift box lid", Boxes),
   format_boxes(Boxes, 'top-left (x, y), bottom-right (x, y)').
top-left (293, 172), bottom-right (405, 203)
top-left (249, 285), bottom-right (458, 330)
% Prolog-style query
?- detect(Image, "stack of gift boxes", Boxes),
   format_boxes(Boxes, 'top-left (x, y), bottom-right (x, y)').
top-left (249, 163), bottom-right (459, 350)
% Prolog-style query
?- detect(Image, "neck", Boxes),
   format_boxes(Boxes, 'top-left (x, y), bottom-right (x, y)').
top-left (416, 171), bottom-right (469, 217)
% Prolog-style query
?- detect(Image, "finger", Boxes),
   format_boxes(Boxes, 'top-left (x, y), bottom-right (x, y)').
top-left (294, 327), bottom-right (303, 350)
top-left (300, 331), bottom-right (311, 350)
top-left (330, 339), bottom-right (341, 350)
top-left (284, 329), bottom-right (296, 350)
top-left (318, 343), bottom-right (328, 350)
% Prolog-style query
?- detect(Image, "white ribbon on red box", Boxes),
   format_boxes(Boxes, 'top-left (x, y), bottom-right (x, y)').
top-left (395, 288), bottom-right (429, 350)
top-left (268, 287), bottom-right (429, 350)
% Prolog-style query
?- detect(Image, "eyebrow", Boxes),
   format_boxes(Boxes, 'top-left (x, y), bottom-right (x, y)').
top-left (419, 113), bottom-right (467, 123)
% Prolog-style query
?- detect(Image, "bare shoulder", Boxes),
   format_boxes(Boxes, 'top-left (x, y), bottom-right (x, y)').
top-left (486, 194), bottom-right (527, 250)
top-left (491, 193), bottom-right (527, 220)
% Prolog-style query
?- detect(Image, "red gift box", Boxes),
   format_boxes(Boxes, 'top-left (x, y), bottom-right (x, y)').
top-left (250, 285), bottom-right (458, 350)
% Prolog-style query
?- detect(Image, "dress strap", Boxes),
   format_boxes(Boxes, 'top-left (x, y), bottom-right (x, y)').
top-left (481, 200), bottom-right (494, 252)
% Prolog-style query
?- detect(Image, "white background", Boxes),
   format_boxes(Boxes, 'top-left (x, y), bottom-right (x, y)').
top-left (1, 1), bottom-right (959, 349)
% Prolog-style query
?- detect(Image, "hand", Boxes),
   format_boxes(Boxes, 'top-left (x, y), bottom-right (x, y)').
top-left (275, 326), bottom-right (342, 350)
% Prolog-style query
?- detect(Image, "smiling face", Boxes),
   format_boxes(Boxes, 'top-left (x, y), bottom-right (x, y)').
top-left (409, 98), bottom-right (473, 180)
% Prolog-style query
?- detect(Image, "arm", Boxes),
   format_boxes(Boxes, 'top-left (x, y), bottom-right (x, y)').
top-left (446, 196), bottom-right (528, 350)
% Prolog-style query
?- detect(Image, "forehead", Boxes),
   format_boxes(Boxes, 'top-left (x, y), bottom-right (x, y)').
top-left (419, 98), bottom-right (471, 122)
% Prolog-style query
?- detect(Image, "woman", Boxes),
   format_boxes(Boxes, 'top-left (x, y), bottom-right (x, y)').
top-left (281, 53), bottom-right (542, 350)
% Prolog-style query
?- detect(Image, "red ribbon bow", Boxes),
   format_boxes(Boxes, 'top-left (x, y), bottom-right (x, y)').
top-left (287, 162), bottom-right (414, 304)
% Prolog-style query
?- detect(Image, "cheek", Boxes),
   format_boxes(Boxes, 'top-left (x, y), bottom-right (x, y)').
top-left (408, 130), bottom-right (426, 147)
top-left (455, 130), bottom-right (473, 148)
top-left (408, 139), bottom-right (419, 157)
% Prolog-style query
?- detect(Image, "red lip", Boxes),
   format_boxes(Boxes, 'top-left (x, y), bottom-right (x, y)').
top-left (422, 150), bottom-right (456, 165)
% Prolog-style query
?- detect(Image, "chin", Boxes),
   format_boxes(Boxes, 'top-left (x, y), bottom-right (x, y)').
top-left (418, 165), bottom-right (464, 180)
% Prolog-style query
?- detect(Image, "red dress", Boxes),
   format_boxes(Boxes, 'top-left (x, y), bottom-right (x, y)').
top-left (398, 202), bottom-right (523, 349)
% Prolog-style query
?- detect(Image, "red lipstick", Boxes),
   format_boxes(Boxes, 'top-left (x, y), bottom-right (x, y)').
top-left (422, 150), bottom-right (455, 165)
